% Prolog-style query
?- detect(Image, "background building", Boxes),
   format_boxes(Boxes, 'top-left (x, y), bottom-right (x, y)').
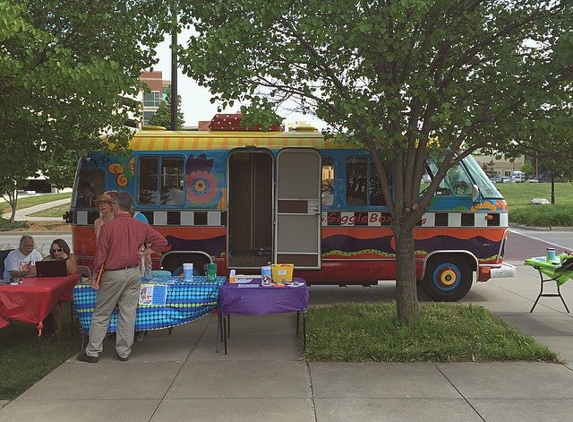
top-left (139, 71), bottom-right (171, 126)
top-left (472, 154), bottom-right (525, 179)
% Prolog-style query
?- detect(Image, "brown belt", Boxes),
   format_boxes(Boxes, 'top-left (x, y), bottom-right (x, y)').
top-left (107, 264), bottom-right (139, 271)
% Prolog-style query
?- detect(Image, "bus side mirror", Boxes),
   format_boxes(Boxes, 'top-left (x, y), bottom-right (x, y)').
top-left (472, 184), bottom-right (480, 202)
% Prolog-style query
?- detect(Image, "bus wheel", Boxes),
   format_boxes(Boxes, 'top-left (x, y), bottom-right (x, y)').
top-left (421, 256), bottom-right (473, 301)
top-left (161, 255), bottom-right (209, 276)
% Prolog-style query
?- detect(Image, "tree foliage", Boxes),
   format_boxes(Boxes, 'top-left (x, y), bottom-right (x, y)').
top-left (175, 0), bottom-right (572, 322)
top-left (0, 0), bottom-right (168, 218)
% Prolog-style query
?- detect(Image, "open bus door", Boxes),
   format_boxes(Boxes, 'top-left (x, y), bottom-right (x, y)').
top-left (275, 148), bottom-right (321, 268)
top-left (227, 149), bottom-right (274, 269)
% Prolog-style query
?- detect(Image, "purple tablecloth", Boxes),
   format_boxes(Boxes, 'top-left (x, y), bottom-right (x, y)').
top-left (220, 277), bottom-right (308, 316)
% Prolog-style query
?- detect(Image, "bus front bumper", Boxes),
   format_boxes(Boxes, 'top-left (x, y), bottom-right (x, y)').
top-left (479, 263), bottom-right (517, 281)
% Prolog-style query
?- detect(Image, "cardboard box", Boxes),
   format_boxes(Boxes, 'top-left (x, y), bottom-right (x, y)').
top-left (271, 264), bottom-right (293, 283)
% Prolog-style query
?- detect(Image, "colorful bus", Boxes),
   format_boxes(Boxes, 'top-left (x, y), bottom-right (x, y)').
top-left (65, 114), bottom-right (516, 301)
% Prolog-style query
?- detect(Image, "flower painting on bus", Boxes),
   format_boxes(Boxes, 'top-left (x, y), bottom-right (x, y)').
top-left (185, 154), bottom-right (224, 207)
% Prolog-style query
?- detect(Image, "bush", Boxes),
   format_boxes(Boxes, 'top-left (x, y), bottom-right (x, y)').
top-left (509, 205), bottom-right (573, 227)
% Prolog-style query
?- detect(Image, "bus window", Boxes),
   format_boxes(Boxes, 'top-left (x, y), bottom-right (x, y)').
top-left (346, 157), bottom-right (367, 206)
top-left (160, 156), bottom-right (184, 205)
top-left (420, 170), bottom-right (432, 193)
top-left (138, 157), bottom-right (159, 204)
top-left (75, 171), bottom-right (103, 208)
top-left (425, 160), bottom-right (472, 196)
top-left (462, 155), bottom-right (503, 199)
top-left (369, 162), bottom-right (388, 206)
top-left (444, 165), bottom-right (472, 196)
top-left (139, 156), bottom-right (184, 205)
top-left (322, 157), bottom-right (334, 206)
top-left (346, 157), bottom-right (388, 206)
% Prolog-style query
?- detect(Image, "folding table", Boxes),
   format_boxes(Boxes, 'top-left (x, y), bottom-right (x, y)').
top-left (218, 277), bottom-right (309, 354)
top-left (524, 256), bottom-right (573, 313)
top-left (0, 274), bottom-right (80, 350)
top-left (73, 275), bottom-right (226, 333)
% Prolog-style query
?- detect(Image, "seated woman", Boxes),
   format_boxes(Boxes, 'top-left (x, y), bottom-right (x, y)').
top-left (43, 239), bottom-right (78, 335)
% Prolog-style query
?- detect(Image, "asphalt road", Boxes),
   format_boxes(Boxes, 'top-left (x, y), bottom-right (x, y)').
top-left (506, 227), bottom-right (573, 261)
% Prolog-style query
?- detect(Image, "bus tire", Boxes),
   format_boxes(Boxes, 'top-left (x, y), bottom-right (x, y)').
top-left (421, 255), bottom-right (473, 301)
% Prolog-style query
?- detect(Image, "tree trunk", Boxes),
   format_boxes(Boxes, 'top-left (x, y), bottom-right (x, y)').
top-left (9, 202), bottom-right (16, 224)
top-left (393, 222), bottom-right (420, 323)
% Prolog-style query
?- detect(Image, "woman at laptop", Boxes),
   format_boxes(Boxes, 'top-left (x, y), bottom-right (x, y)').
top-left (42, 239), bottom-right (78, 335)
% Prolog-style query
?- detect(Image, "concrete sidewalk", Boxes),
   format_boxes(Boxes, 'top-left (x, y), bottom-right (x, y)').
top-left (2, 261), bottom-right (573, 421)
top-left (1, 198), bottom-right (70, 222)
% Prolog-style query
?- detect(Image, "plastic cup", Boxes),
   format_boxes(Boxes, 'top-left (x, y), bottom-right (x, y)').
top-left (261, 265), bottom-right (272, 285)
top-left (547, 248), bottom-right (556, 262)
top-left (183, 263), bottom-right (194, 281)
top-left (205, 263), bottom-right (217, 282)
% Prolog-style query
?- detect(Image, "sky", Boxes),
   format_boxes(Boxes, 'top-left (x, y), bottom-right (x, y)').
top-left (153, 35), bottom-right (325, 130)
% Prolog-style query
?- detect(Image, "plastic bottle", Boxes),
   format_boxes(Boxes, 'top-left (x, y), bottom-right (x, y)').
top-left (229, 269), bottom-right (236, 283)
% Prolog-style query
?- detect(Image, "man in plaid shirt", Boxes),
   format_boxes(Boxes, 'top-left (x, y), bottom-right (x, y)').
top-left (78, 191), bottom-right (168, 363)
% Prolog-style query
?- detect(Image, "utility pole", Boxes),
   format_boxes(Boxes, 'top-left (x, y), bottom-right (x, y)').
top-left (170, 3), bottom-right (178, 131)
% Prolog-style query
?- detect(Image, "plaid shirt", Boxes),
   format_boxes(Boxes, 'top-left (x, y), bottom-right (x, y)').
top-left (93, 213), bottom-right (168, 272)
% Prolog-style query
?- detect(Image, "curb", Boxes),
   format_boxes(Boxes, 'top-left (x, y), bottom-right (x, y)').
top-left (509, 223), bottom-right (573, 232)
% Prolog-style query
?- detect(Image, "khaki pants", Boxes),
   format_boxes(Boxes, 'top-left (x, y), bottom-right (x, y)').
top-left (86, 267), bottom-right (140, 358)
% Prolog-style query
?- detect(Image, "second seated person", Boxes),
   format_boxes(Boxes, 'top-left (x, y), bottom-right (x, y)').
top-left (78, 191), bottom-right (168, 363)
top-left (42, 239), bottom-right (78, 335)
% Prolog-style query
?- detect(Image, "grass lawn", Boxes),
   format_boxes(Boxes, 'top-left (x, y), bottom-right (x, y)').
top-left (496, 182), bottom-right (573, 207)
top-left (0, 302), bottom-right (82, 400)
top-left (305, 302), bottom-right (559, 363)
top-left (497, 182), bottom-right (573, 227)
top-left (0, 192), bottom-right (71, 216)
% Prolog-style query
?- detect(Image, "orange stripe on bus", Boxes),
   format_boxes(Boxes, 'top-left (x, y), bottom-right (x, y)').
top-left (127, 132), bottom-right (342, 151)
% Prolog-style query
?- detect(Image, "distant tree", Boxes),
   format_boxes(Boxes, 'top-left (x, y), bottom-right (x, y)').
top-left (42, 149), bottom-right (82, 190)
top-left (147, 91), bottom-right (185, 129)
top-left (177, 0), bottom-right (572, 322)
top-left (0, 141), bottom-right (39, 223)
top-left (481, 160), bottom-right (496, 178)
top-left (521, 162), bottom-right (535, 179)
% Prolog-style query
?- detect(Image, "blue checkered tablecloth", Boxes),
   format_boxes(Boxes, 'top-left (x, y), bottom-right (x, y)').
top-left (73, 275), bottom-right (225, 333)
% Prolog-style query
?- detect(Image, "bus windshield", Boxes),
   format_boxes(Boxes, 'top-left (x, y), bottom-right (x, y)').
top-left (462, 155), bottom-right (503, 199)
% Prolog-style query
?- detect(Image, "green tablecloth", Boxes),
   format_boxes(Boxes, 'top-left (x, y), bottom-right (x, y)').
top-left (524, 256), bottom-right (573, 286)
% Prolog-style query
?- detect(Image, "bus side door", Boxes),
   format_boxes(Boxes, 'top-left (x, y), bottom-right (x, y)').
top-left (275, 148), bottom-right (321, 268)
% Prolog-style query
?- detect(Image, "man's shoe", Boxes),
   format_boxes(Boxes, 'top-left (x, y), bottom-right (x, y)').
top-left (117, 353), bottom-right (129, 361)
top-left (77, 352), bottom-right (98, 363)
top-left (134, 331), bottom-right (145, 342)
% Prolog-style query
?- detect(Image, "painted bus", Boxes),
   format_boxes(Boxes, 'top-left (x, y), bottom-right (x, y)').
top-left (65, 114), bottom-right (516, 301)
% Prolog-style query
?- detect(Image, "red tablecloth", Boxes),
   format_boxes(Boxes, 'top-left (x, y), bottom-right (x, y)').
top-left (0, 274), bottom-right (79, 335)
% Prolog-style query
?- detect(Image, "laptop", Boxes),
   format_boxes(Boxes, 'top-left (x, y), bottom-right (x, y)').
top-left (35, 260), bottom-right (69, 278)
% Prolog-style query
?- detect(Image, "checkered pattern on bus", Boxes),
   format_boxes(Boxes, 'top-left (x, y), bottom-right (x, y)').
top-left (73, 276), bottom-right (225, 332)
top-left (71, 210), bottom-right (226, 226)
top-left (321, 211), bottom-right (507, 228)
top-left (71, 209), bottom-right (505, 228)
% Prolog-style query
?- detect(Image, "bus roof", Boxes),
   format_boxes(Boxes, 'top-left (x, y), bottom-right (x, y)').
top-left (129, 130), bottom-right (344, 151)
